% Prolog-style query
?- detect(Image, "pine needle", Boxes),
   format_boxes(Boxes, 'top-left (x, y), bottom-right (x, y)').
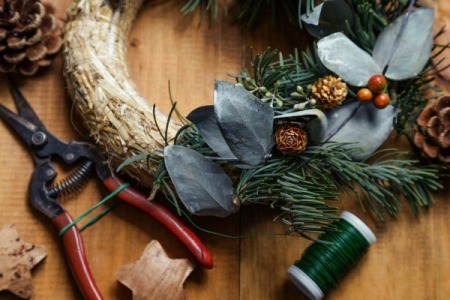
top-left (237, 144), bottom-right (443, 235)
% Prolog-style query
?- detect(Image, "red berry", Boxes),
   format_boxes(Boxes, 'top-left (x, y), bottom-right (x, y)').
top-left (357, 88), bottom-right (373, 102)
top-left (373, 93), bottom-right (390, 109)
top-left (368, 74), bottom-right (387, 93)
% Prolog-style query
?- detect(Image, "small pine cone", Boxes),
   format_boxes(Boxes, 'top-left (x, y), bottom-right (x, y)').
top-left (275, 123), bottom-right (308, 156)
top-left (0, 0), bottom-right (63, 76)
top-left (413, 95), bottom-right (450, 163)
top-left (311, 75), bottom-right (348, 109)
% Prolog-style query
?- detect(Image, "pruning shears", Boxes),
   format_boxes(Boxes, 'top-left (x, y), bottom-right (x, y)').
top-left (0, 77), bottom-right (213, 299)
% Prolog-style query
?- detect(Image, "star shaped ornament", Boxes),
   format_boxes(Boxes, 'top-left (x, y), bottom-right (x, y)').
top-left (116, 240), bottom-right (195, 300)
top-left (0, 225), bottom-right (47, 299)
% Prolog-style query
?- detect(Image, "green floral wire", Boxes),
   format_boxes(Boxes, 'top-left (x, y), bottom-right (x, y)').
top-left (294, 218), bottom-right (371, 295)
top-left (58, 183), bottom-right (130, 237)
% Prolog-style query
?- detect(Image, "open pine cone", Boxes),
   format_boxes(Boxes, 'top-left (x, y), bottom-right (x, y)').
top-left (414, 96), bottom-right (450, 163)
top-left (0, 0), bottom-right (62, 76)
top-left (311, 75), bottom-right (348, 109)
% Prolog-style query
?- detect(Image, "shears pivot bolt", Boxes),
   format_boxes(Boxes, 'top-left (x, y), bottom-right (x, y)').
top-left (31, 132), bottom-right (47, 148)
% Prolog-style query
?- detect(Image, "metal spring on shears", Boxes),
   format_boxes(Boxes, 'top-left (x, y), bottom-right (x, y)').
top-left (47, 160), bottom-right (94, 198)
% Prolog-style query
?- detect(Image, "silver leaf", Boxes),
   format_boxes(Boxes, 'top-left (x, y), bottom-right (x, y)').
top-left (214, 81), bottom-right (275, 166)
top-left (187, 105), bottom-right (237, 159)
top-left (301, 3), bottom-right (324, 26)
top-left (372, 8), bottom-right (435, 81)
top-left (324, 101), bottom-right (397, 160)
top-left (187, 105), bottom-right (256, 169)
top-left (164, 145), bottom-right (239, 217)
top-left (274, 109), bottom-right (328, 145)
top-left (317, 32), bottom-right (381, 86)
top-left (302, 0), bottom-right (354, 39)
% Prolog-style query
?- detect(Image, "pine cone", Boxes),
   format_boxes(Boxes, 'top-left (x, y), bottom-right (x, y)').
top-left (414, 96), bottom-right (450, 163)
top-left (0, 0), bottom-right (62, 76)
top-left (275, 123), bottom-right (308, 156)
top-left (311, 75), bottom-right (348, 109)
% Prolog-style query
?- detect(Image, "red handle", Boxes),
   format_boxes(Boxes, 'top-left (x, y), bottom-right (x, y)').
top-left (103, 175), bottom-right (214, 269)
top-left (53, 212), bottom-right (103, 300)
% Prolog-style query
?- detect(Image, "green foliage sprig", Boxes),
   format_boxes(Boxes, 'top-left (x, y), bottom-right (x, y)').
top-left (234, 0), bottom-right (303, 28)
top-left (237, 144), bottom-right (442, 236)
top-left (181, 0), bottom-right (221, 24)
top-left (232, 48), bottom-right (325, 114)
top-left (182, 0), bottom-right (305, 28)
top-left (237, 39), bottom-right (448, 140)
top-left (182, 0), bottom-right (412, 30)
top-left (391, 77), bottom-right (431, 138)
top-left (121, 131), bottom-right (443, 237)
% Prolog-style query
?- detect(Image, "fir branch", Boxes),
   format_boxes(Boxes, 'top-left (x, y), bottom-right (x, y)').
top-left (391, 77), bottom-right (433, 138)
top-left (298, 144), bottom-right (442, 218)
top-left (117, 125), bottom-right (443, 237)
top-left (235, 0), bottom-right (302, 28)
top-left (345, 0), bottom-right (411, 52)
top-left (237, 158), bottom-right (340, 236)
top-left (346, 1), bottom-right (384, 52)
top-left (181, 0), bottom-right (222, 24)
top-left (232, 48), bottom-right (325, 114)
top-left (237, 143), bottom-right (443, 235)
top-left (181, 0), bottom-right (313, 28)
top-left (180, 0), bottom-right (412, 32)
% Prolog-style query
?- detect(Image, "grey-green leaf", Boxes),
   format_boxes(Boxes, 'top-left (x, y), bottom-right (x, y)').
top-left (164, 145), bottom-right (239, 217)
top-left (372, 8), bottom-right (435, 81)
top-left (324, 101), bottom-right (397, 160)
top-left (302, 0), bottom-right (354, 39)
top-left (317, 32), bottom-right (381, 86)
top-left (301, 2), bottom-right (323, 25)
top-left (214, 81), bottom-right (275, 166)
top-left (187, 105), bottom-right (237, 159)
top-left (274, 109), bottom-right (328, 145)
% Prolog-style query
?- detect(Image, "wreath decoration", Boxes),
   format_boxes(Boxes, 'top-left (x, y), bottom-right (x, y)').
top-left (61, 0), bottom-right (447, 237)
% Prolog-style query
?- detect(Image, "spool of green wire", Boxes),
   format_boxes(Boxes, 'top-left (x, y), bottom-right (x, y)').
top-left (287, 211), bottom-right (376, 300)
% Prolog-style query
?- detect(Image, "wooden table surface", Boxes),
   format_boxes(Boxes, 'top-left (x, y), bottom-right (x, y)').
top-left (0, 1), bottom-right (449, 299)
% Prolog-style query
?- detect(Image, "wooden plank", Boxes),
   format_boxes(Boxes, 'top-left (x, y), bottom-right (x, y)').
top-left (0, 1), bottom-right (449, 299)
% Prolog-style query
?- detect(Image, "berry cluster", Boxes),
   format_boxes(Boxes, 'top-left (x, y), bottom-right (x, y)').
top-left (357, 75), bottom-right (390, 109)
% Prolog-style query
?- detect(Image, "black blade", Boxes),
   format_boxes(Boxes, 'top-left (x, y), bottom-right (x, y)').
top-left (7, 76), bottom-right (46, 129)
top-left (1, 77), bottom-right (70, 162)
top-left (0, 103), bottom-right (39, 149)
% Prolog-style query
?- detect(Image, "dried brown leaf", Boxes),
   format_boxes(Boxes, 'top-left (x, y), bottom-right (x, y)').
top-left (0, 224), bottom-right (47, 299)
top-left (116, 240), bottom-right (194, 300)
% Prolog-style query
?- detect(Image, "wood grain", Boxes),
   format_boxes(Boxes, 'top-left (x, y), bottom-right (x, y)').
top-left (0, 1), bottom-right (449, 299)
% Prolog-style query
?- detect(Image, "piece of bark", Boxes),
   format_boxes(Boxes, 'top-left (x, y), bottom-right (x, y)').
top-left (0, 224), bottom-right (47, 299)
top-left (116, 240), bottom-right (195, 300)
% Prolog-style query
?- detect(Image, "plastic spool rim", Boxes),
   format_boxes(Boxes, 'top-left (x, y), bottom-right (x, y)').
top-left (340, 211), bottom-right (376, 245)
top-left (287, 265), bottom-right (324, 300)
